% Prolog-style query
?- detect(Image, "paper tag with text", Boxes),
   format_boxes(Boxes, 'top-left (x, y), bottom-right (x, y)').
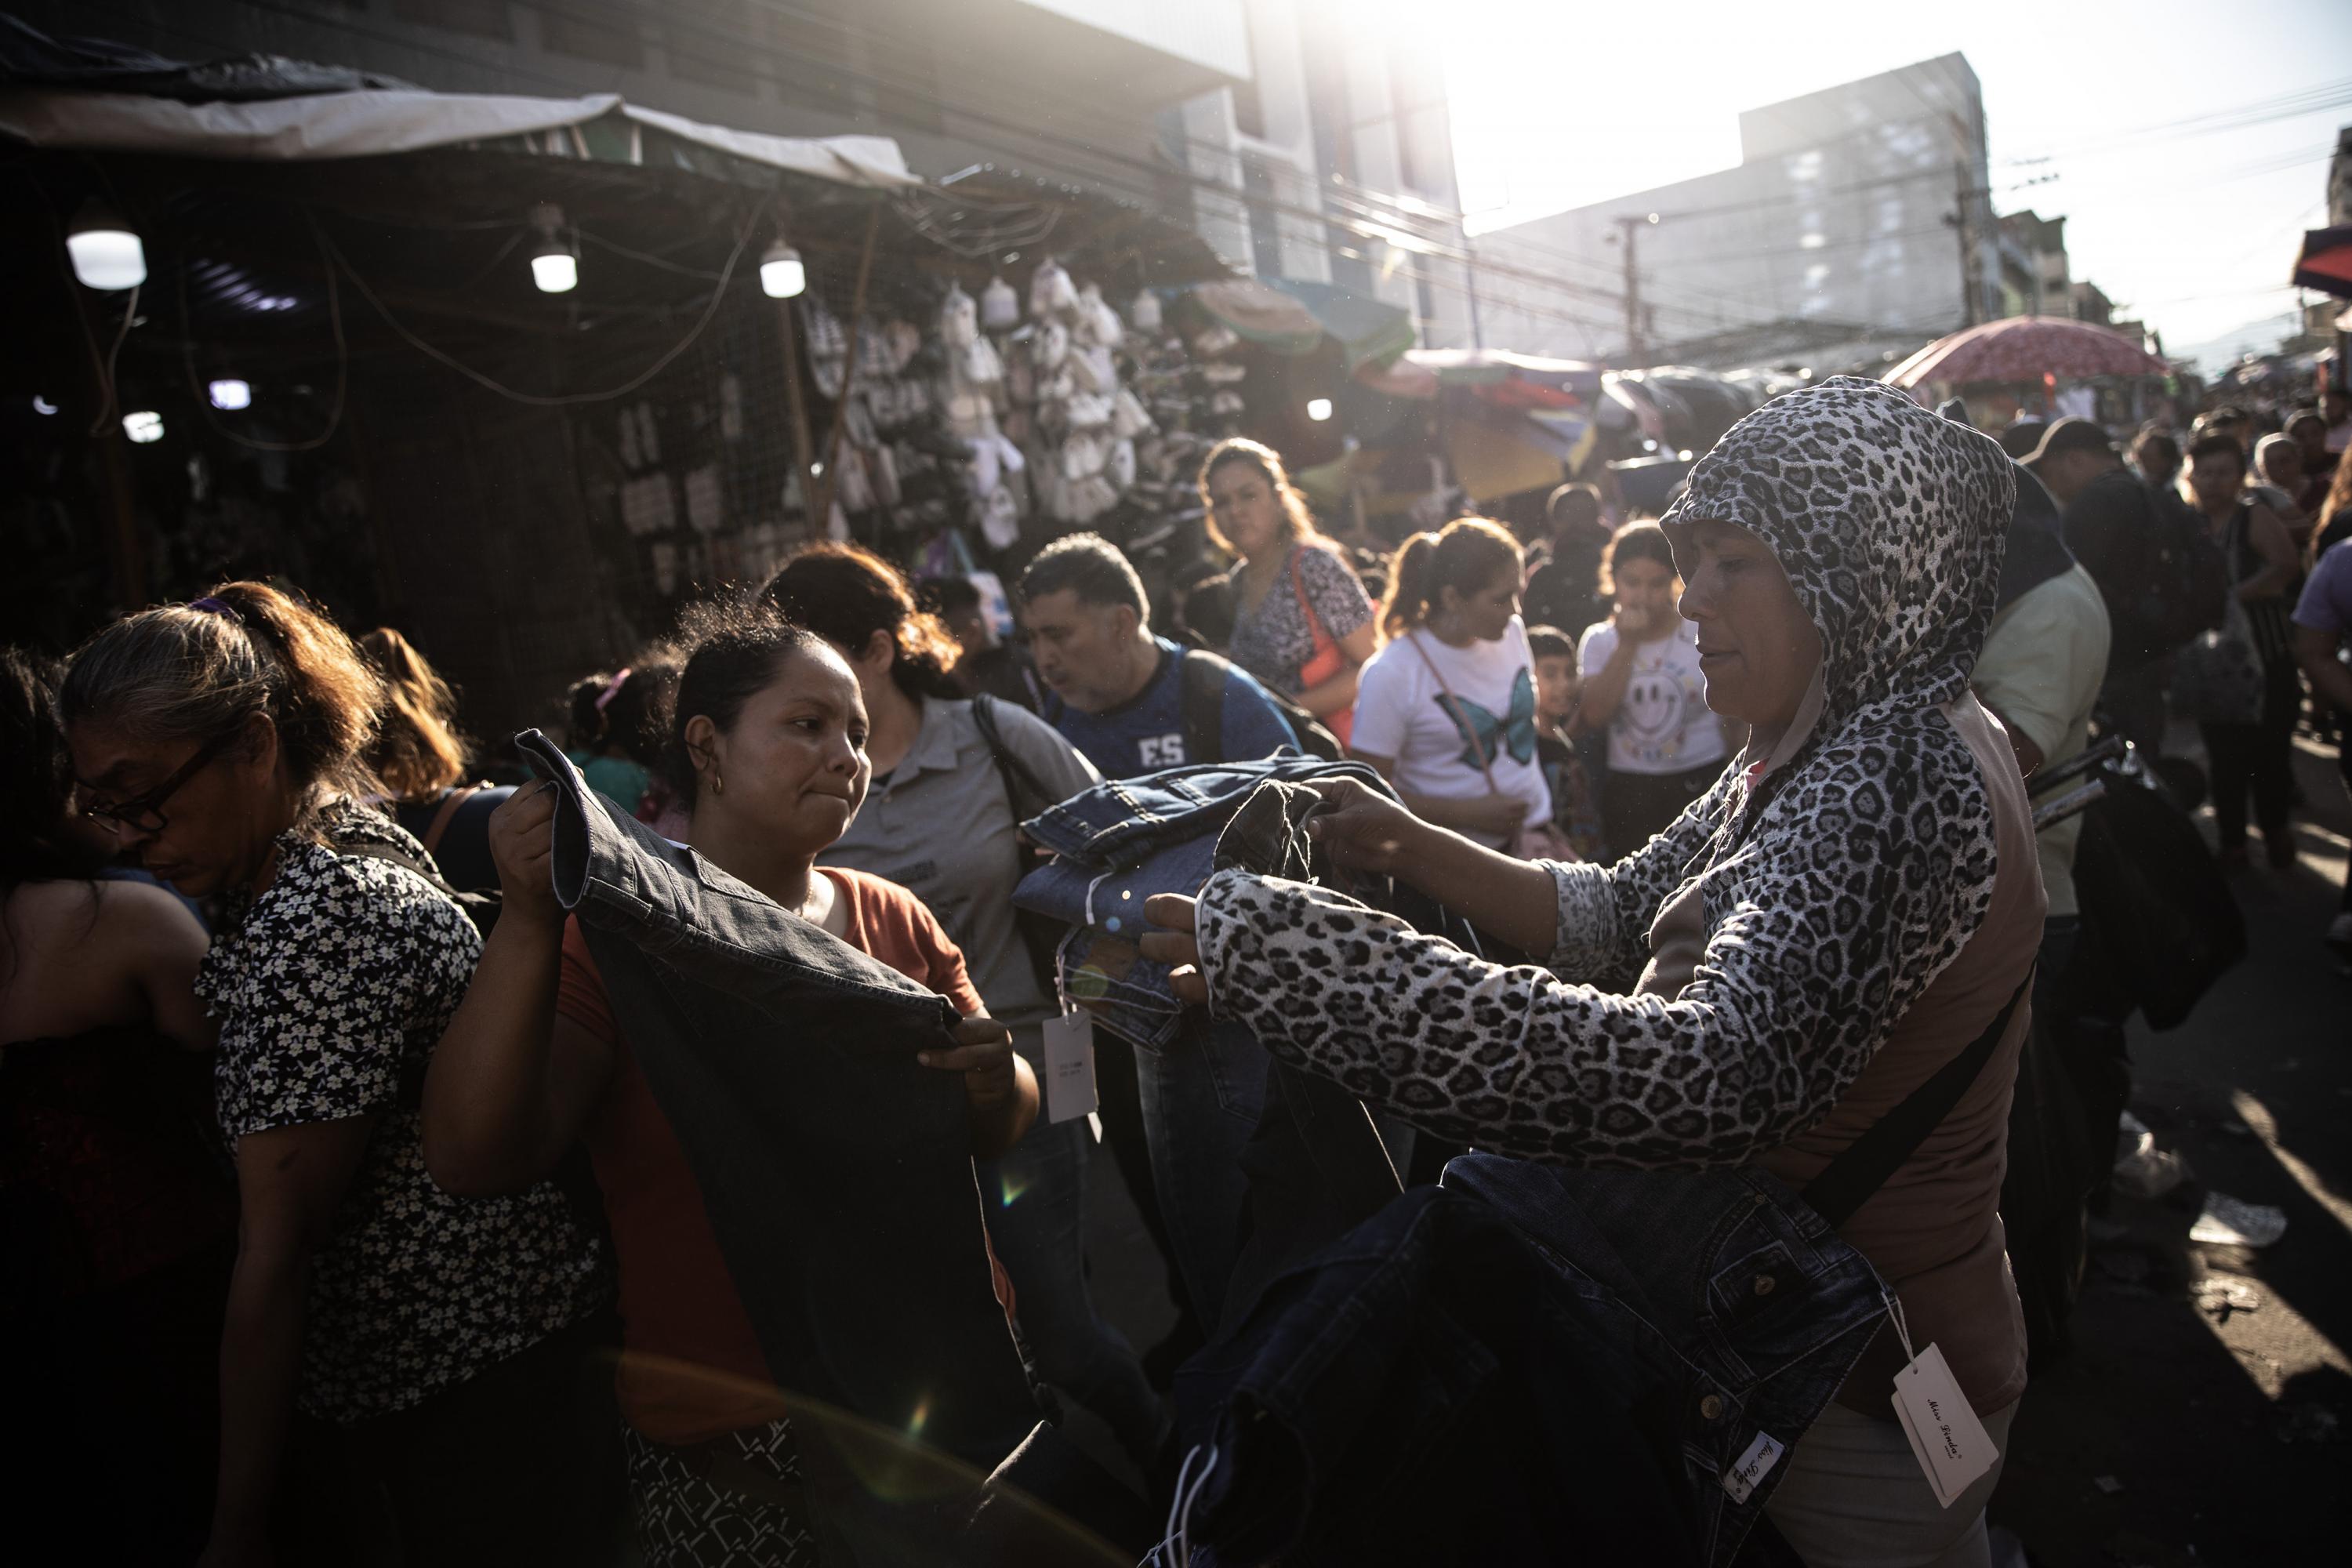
top-left (1041, 1011), bottom-right (1098, 1124)
top-left (1719, 1431), bottom-right (1784, 1505)
top-left (1889, 1342), bottom-right (1998, 1508)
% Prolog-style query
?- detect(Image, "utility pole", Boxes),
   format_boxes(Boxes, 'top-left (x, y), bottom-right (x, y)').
top-left (1947, 160), bottom-right (1976, 329)
top-left (1613, 212), bottom-right (1657, 364)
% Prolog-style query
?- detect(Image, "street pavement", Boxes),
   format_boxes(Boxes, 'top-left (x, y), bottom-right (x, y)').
top-left (1988, 730), bottom-right (2350, 1567)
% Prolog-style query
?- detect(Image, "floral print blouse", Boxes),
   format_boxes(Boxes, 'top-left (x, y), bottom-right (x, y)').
top-left (198, 805), bottom-right (608, 1422)
top-left (1227, 542), bottom-right (1376, 698)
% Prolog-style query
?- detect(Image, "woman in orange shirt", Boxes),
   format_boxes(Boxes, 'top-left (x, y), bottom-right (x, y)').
top-left (425, 601), bottom-right (1034, 1567)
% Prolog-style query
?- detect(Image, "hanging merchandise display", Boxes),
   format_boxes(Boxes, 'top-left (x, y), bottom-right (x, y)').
top-left (998, 256), bottom-right (1157, 534)
top-left (797, 288), bottom-right (978, 554)
top-left (981, 274), bottom-right (1020, 332)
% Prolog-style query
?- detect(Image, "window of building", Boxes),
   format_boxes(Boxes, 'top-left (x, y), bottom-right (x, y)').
top-left (537, 7), bottom-right (645, 70)
top-left (391, 0), bottom-right (513, 39)
top-left (666, 2), bottom-right (758, 97)
top-left (1230, 81), bottom-right (1266, 141)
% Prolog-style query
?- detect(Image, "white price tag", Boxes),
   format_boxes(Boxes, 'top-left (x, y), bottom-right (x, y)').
top-left (1889, 1343), bottom-right (1998, 1508)
top-left (1040, 1011), bottom-right (1098, 1124)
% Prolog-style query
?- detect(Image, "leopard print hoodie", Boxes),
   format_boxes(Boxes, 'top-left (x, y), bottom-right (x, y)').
top-left (1192, 377), bottom-right (2020, 1168)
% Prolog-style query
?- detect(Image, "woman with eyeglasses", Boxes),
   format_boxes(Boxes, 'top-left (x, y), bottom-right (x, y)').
top-left (59, 583), bottom-right (613, 1568)
top-left (3, 647), bottom-right (233, 1563)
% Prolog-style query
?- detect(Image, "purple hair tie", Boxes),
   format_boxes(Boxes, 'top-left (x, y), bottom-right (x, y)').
top-left (187, 596), bottom-right (238, 619)
top-left (593, 667), bottom-right (633, 713)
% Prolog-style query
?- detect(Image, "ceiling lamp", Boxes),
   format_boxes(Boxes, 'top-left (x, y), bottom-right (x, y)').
top-left (209, 379), bottom-right (252, 411)
top-left (1306, 397), bottom-right (1334, 423)
top-left (122, 411), bottom-right (165, 444)
top-left (529, 203), bottom-right (578, 294)
top-left (760, 239), bottom-right (806, 299)
top-left (66, 200), bottom-right (147, 291)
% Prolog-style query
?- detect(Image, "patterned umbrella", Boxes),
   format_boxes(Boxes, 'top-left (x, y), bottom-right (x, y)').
top-left (1883, 316), bottom-right (2170, 388)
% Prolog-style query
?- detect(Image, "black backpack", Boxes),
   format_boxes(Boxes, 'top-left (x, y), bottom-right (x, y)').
top-left (1176, 648), bottom-right (1345, 764)
top-left (2129, 485), bottom-right (2229, 655)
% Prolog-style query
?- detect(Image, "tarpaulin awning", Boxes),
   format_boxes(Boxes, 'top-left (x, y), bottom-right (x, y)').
top-left (2292, 227), bottom-right (2352, 299)
top-left (1191, 276), bottom-right (1416, 369)
top-left (1883, 315), bottom-right (2169, 387)
top-left (0, 86), bottom-right (919, 191)
top-left (1353, 348), bottom-right (1603, 408)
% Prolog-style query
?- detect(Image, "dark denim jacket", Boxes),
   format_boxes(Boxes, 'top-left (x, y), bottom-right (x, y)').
top-left (1009, 760), bottom-right (1406, 1333)
top-left (1175, 1184), bottom-right (1703, 1568)
top-left (1440, 1154), bottom-right (1888, 1568)
top-left (1174, 1159), bottom-right (1884, 1568)
top-left (515, 731), bottom-right (1040, 1471)
top-left (1013, 757), bottom-right (1388, 1051)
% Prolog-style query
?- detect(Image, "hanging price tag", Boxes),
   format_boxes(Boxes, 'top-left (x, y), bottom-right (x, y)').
top-left (1882, 1292), bottom-right (1998, 1508)
top-left (1040, 1011), bottom-right (1098, 1124)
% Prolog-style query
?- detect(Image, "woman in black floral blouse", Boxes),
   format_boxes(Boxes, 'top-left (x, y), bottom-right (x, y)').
top-left (1203, 438), bottom-right (1380, 745)
top-left (61, 583), bottom-right (612, 1568)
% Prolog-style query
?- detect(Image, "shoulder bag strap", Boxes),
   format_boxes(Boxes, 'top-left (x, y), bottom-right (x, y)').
top-left (419, 782), bottom-right (486, 858)
top-left (1801, 971), bottom-right (2032, 1231)
top-left (1291, 547), bottom-right (1335, 657)
top-left (970, 695), bottom-right (1051, 818)
top-left (1178, 648), bottom-right (1231, 764)
top-left (1406, 631), bottom-right (1504, 793)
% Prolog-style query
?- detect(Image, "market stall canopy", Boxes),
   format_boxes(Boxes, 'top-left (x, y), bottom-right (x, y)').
top-left (1883, 316), bottom-right (2170, 388)
top-left (2291, 226), bottom-right (2352, 299)
top-left (1353, 348), bottom-right (1603, 408)
top-left (1191, 277), bottom-right (1415, 368)
top-left (0, 85), bottom-right (919, 191)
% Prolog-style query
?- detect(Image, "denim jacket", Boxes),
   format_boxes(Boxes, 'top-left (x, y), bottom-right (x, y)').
top-left (1007, 759), bottom-right (1403, 1332)
top-left (1174, 1184), bottom-right (1704, 1568)
top-left (1173, 1158), bottom-right (1882, 1568)
top-left (1440, 1154), bottom-right (1887, 1568)
top-left (1012, 756), bottom-right (1387, 1051)
top-left (515, 731), bottom-right (1040, 1470)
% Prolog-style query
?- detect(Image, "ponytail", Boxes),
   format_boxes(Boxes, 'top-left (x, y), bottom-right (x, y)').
top-left (1378, 532), bottom-right (1442, 642)
top-left (762, 543), bottom-right (964, 702)
top-left (1376, 516), bottom-right (1522, 641)
top-left (60, 580), bottom-right (384, 811)
top-left (359, 626), bottom-right (468, 800)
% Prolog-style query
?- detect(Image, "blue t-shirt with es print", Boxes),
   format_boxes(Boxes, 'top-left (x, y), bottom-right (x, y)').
top-left (1045, 637), bottom-right (1297, 780)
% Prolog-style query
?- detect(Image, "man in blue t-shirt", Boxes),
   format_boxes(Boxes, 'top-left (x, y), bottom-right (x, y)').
top-left (1019, 533), bottom-right (1296, 779)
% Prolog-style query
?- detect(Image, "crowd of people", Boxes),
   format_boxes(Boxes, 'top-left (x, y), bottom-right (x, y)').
top-left (5, 376), bottom-right (2350, 1568)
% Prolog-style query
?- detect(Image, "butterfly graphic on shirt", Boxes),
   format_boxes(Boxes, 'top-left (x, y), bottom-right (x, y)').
top-left (1435, 666), bottom-right (1539, 770)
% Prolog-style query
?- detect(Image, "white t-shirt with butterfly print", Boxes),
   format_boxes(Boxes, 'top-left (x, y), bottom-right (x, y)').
top-left (1352, 616), bottom-right (1553, 847)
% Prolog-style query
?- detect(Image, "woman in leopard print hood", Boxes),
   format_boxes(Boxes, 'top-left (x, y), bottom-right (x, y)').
top-left (1146, 376), bottom-right (2046, 1564)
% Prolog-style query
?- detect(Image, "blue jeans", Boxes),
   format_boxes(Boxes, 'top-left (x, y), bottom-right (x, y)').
top-left (975, 1058), bottom-right (1166, 1468)
top-left (1131, 1015), bottom-right (1267, 1330)
top-left (1015, 762), bottom-right (1421, 1332)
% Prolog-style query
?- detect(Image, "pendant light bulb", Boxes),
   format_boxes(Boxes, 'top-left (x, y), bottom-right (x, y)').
top-left (529, 202), bottom-right (578, 294)
top-left (760, 240), bottom-right (806, 299)
top-left (67, 200), bottom-right (147, 291)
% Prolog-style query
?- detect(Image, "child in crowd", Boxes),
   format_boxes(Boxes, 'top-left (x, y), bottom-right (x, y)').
top-left (1526, 625), bottom-right (1606, 862)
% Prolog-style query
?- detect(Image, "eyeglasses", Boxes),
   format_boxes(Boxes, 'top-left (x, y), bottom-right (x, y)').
top-left (77, 729), bottom-right (239, 836)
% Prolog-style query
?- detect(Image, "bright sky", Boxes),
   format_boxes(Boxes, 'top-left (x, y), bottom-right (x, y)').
top-left (1425, 0), bottom-right (2351, 365)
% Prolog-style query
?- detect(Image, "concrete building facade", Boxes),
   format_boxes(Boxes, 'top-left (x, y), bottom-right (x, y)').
top-left (1163, 0), bottom-right (1479, 347)
top-left (1472, 54), bottom-right (1998, 363)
